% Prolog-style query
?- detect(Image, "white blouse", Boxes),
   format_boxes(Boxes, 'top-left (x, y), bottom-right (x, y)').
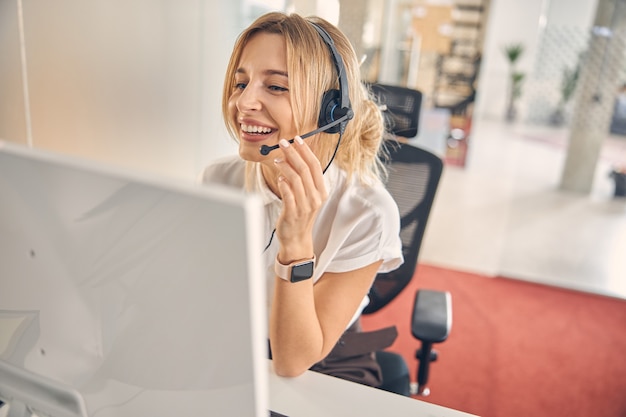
top-left (201, 155), bottom-right (403, 324)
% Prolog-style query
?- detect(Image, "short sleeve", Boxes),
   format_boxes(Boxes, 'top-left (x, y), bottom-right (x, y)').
top-left (315, 181), bottom-right (403, 279)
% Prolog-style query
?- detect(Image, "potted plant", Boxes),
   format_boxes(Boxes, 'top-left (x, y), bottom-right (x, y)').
top-left (550, 63), bottom-right (580, 126)
top-left (502, 43), bottom-right (525, 122)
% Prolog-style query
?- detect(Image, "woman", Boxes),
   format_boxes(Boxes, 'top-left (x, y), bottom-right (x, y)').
top-left (202, 11), bottom-right (403, 386)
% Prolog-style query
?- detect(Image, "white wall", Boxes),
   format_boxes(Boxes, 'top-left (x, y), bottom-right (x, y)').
top-left (0, 0), bottom-right (244, 182)
top-left (546, 0), bottom-right (597, 26)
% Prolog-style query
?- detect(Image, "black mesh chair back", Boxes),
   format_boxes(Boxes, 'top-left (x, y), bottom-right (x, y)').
top-left (363, 142), bottom-right (443, 314)
top-left (368, 83), bottom-right (423, 138)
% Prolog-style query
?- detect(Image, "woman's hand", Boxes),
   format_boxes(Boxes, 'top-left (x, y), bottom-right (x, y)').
top-left (273, 136), bottom-right (328, 263)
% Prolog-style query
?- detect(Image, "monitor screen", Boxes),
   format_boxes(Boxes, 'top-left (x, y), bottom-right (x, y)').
top-left (0, 141), bottom-right (268, 417)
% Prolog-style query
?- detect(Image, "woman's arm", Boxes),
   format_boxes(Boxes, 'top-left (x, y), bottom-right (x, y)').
top-left (269, 136), bottom-right (384, 376)
top-left (270, 260), bottom-right (382, 377)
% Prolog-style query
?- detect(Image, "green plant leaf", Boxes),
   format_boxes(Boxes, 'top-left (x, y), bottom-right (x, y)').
top-left (503, 43), bottom-right (525, 64)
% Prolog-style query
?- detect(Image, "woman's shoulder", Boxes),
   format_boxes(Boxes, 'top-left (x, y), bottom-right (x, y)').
top-left (200, 154), bottom-right (245, 187)
top-left (319, 170), bottom-right (403, 274)
top-left (355, 180), bottom-right (399, 221)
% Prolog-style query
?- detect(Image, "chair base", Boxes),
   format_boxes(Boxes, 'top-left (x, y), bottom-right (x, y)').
top-left (410, 382), bottom-right (430, 396)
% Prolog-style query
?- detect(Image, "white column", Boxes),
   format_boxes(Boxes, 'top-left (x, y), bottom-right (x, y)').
top-left (559, 0), bottom-right (626, 193)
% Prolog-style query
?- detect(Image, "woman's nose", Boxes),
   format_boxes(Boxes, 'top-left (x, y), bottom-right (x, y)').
top-left (237, 85), bottom-right (262, 112)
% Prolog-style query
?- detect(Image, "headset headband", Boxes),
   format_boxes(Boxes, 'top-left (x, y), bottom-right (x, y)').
top-left (309, 22), bottom-right (351, 114)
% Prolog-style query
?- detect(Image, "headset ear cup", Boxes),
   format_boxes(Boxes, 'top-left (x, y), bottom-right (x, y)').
top-left (319, 89), bottom-right (342, 133)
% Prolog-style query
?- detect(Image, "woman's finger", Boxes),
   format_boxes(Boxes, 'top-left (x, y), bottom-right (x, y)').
top-left (292, 136), bottom-right (327, 200)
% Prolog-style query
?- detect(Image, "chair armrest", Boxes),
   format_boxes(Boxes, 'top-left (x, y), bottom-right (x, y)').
top-left (411, 289), bottom-right (452, 343)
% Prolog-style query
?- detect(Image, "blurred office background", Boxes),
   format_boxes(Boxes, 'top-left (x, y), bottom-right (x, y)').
top-left (1, 0), bottom-right (625, 301)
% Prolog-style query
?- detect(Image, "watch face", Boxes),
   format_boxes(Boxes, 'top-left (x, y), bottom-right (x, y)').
top-left (291, 261), bottom-right (314, 282)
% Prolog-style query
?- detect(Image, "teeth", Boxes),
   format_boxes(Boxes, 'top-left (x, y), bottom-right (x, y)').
top-left (241, 124), bottom-right (272, 134)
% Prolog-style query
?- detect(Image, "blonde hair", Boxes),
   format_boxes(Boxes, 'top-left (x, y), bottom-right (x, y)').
top-left (223, 12), bottom-right (387, 184)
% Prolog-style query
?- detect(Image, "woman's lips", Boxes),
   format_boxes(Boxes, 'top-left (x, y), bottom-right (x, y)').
top-left (239, 122), bottom-right (276, 143)
top-left (240, 129), bottom-right (276, 143)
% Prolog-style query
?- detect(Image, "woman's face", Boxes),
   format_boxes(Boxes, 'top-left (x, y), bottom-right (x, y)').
top-left (228, 32), bottom-right (298, 163)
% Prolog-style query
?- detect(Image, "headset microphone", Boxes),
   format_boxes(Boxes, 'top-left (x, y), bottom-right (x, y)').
top-left (259, 108), bottom-right (353, 156)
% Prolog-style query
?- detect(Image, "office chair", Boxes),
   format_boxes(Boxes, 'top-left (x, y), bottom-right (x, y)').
top-left (364, 83), bottom-right (451, 397)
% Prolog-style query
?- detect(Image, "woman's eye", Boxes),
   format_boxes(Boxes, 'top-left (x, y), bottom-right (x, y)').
top-left (235, 82), bottom-right (247, 90)
top-left (269, 85), bottom-right (288, 92)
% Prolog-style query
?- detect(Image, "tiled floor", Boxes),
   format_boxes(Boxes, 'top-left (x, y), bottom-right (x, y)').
top-left (416, 117), bottom-right (626, 300)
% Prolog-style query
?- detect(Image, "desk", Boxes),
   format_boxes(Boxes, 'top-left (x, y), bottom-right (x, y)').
top-left (269, 363), bottom-right (477, 417)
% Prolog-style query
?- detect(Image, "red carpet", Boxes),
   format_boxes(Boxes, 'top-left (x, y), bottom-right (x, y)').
top-left (361, 264), bottom-right (626, 417)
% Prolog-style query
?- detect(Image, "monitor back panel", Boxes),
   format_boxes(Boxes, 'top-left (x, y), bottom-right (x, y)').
top-left (0, 141), bottom-right (268, 417)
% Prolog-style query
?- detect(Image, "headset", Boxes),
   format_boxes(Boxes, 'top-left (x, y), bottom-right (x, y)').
top-left (259, 21), bottom-right (354, 156)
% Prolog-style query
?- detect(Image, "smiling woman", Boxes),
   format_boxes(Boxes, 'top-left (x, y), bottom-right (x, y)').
top-left (201, 12), bottom-right (404, 387)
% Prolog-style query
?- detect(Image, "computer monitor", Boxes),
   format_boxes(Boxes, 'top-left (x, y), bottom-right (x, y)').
top-left (0, 141), bottom-right (268, 417)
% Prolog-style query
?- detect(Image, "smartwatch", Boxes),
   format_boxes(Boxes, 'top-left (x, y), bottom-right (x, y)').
top-left (275, 256), bottom-right (316, 283)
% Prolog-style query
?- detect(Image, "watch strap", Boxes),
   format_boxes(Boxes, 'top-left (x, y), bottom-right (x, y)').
top-left (275, 255), bottom-right (316, 282)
